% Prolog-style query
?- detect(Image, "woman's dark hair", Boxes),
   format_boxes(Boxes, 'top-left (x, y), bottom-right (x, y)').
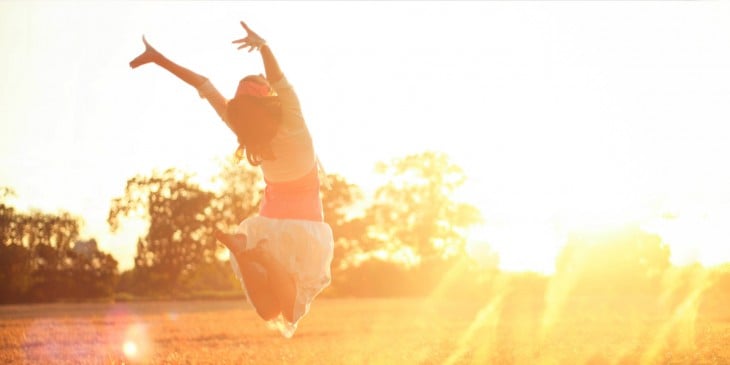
top-left (226, 95), bottom-right (282, 165)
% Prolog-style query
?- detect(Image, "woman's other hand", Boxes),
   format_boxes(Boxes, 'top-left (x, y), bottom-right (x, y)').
top-left (129, 36), bottom-right (161, 68)
top-left (232, 21), bottom-right (267, 52)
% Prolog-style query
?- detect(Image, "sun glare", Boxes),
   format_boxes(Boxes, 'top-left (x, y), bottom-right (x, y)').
top-left (122, 323), bottom-right (150, 361)
top-left (465, 172), bottom-right (666, 273)
top-left (468, 222), bottom-right (566, 274)
top-left (122, 341), bottom-right (138, 358)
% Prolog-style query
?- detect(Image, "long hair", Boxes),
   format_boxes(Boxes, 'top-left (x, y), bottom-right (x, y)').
top-left (226, 95), bottom-right (282, 166)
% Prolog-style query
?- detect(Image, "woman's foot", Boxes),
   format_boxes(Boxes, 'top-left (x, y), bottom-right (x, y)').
top-left (214, 230), bottom-right (247, 255)
top-left (129, 36), bottom-right (160, 68)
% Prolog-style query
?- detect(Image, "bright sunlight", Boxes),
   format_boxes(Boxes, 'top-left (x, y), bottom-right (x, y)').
top-left (2, 2), bottom-right (730, 364)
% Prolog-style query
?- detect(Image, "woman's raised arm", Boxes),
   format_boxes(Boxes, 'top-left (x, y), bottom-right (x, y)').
top-left (130, 36), bottom-right (227, 120)
top-left (232, 21), bottom-right (284, 84)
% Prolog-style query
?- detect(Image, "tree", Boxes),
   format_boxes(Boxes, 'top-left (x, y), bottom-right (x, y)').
top-left (209, 157), bottom-right (263, 232)
top-left (366, 151), bottom-right (483, 261)
top-left (321, 173), bottom-right (369, 271)
top-left (0, 189), bottom-right (30, 302)
top-left (330, 152), bottom-right (489, 297)
top-left (553, 224), bottom-right (671, 296)
top-left (0, 187), bottom-right (17, 245)
top-left (67, 239), bottom-right (119, 299)
top-left (1, 189), bottom-right (117, 302)
top-left (109, 168), bottom-right (216, 293)
top-left (0, 242), bottom-right (30, 303)
top-left (109, 161), bottom-right (264, 295)
top-left (12, 210), bottom-right (84, 302)
top-left (2, 207), bottom-right (81, 260)
top-left (701, 264), bottom-right (730, 319)
top-left (334, 258), bottom-right (410, 297)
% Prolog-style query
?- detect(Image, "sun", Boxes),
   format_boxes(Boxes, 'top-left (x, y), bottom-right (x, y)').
top-left (464, 170), bottom-right (660, 274)
top-left (466, 222), bottom-right (566, 274)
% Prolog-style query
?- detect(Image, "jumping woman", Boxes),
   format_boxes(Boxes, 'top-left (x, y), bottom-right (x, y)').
top-left (129, 21), bottom-right (333, 337)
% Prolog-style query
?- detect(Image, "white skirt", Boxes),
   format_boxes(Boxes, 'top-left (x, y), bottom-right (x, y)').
top-left (229, 215), bottom-right (334, 338)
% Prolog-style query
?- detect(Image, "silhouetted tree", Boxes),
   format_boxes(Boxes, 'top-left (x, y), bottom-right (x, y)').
top-left (1, 190), bottom-right (117, 302)
top-left (321, 173), bottom-right (369, 271)
top-left (329, 152), bottom-right (494, 297)
top-left (0, 190), bottom-right (32, 302)
top-left (0, 242), bottom-right (30, 303)
top-left (109, 168), bottom-right (216, 293)
top-left (209, 157), bottom-right (263, 232)
top-left (0, 187), bottom-right (18, 245)
top-left (553, 224), bottom-right (671, 296)
top-left (700, 264), bottom-right (730, 319)
top-left (335, 258), bottom-right (410, 297)
top-left (366, 151), bottom-right (483, 261)
top-left (67, 239), bottom-right (119, 299)
top-left (13, 210), bottom-right (83, 301)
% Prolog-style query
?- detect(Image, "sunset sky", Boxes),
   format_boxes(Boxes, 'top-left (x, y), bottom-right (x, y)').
top-left (2, 1), bottom-right (730, 273)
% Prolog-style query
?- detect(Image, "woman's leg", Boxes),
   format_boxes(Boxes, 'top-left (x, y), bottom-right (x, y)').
top-left (246, 244), bottom-right (297, 322)
top-left (237, 259), bottom-right (281, 321)
top-left (215, 231), bottom-right (296, 322)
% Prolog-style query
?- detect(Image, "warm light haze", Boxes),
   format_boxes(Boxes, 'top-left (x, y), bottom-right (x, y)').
top-left (2, 1), bottom-right (730, 273)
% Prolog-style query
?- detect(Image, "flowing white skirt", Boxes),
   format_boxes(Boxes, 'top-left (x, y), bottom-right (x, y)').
top-left (229, 215), bottom-right (334, 338)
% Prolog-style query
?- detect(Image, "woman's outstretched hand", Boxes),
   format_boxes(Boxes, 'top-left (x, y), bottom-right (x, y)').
top-left (232, 21), bottom-right (266, 52)
top-left (129, 36), bottom-right (161, 69)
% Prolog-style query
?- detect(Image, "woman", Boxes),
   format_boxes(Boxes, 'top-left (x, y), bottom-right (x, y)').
top-left (130, 21), bottom-right (333, 338)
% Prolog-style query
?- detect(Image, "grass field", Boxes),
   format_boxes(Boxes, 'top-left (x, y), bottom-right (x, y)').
top-left (1, 296), bottom-right (729, 365)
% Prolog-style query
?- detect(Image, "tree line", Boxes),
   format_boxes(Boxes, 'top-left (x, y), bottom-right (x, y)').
top-left (2, 152), bottom-right (729, 313)
top-left (1, 187), bottom-right (117, 302)
top-left (1, 151), bottom-right (484, 302)
top-left (105, 151), bottom-right (489, 298)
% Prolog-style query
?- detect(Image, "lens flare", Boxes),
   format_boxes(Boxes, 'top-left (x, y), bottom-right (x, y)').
top-left (122, 341), bottom-right (138, 358)
top-left (122, 323), bottom-right (151, 362)
top-left (640, 266), bottom-right (711, 365)
top-left (443, 276), bottom-right (508, 365)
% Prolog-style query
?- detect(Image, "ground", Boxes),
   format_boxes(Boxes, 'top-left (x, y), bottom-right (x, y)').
top-left (1, 297), bottom-right (728, 364)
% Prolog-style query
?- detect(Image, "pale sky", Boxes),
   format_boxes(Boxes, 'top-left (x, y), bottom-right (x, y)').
top-left (2, 1), bottom-right (730, 273)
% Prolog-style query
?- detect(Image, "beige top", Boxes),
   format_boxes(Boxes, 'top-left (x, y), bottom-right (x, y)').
top-left (198, 76), bottom-right (316, 183)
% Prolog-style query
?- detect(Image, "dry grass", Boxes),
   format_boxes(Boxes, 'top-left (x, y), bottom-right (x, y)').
top-left (0, 296), bottom-right (728, 365)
